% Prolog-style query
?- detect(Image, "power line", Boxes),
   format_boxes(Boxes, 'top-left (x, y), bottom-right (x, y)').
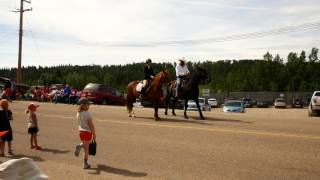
top-left (90, 21), bottom-right (320, 47)
top-left (19, 20), bottom-right (320, 49)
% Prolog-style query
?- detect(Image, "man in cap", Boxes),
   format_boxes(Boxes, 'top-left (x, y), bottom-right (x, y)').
top-left (175, 57), bottom-right (190, 97)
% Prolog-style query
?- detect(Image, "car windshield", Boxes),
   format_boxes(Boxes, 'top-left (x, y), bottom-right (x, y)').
top-left (315, 92), bottom-right (320, 96)
top-left (226, 101), bottom-right (242, 107)
top-left (276, 99), bottom-right (285, 102)
top-left (198, 99), bottom-right (205, 103)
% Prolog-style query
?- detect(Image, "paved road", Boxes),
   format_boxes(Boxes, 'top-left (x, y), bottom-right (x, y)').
top-left (1, 101), bottom-right (320, 179)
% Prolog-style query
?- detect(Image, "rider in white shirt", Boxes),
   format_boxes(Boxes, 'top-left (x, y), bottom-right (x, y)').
top-left (175, 57), bottom-right (190, 97)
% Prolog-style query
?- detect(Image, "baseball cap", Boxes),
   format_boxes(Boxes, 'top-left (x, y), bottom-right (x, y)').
top-left (27, 102), bottom-right (40, 109)
top-left (78, 97), bottom-right (93, 105)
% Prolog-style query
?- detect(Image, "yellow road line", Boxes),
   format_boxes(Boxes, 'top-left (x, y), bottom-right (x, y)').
top-left (97, 119), bottom-right (320, 140)
top-left (15, 112), bottom-right (320, 140)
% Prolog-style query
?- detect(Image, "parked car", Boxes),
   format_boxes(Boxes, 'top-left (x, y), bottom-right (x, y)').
top-left (187, 97), bottom-right (211, 111)
top-left (256, 100), bottom-right (270, 108)
top-left (222, 100), bottom-right (245, 113)
top-left (80, 83), bottom-right (125, 105)
top-left (308, 91), bottom-right (320, 116)
top-left (208, 98), bottom-right (218, 107)
top-left (291, 99), bottom-right (303, 108)
top-left (242, 97), bottom-right (255, 108)
top-left (274, 98), bottom-right (286, 108)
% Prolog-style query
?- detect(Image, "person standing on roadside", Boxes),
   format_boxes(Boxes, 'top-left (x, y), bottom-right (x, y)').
top-left (74, 97), bottom-right (96, 169)
top-left (0, 99), bottom-right (14, 156)
top-left (26, 103), bottom-right (42, 150)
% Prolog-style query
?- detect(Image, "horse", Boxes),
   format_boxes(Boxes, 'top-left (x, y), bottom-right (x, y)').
top-left (164, 67), bottom-right (208, 119)
top-left (126, 70), bottom-right (170, 120)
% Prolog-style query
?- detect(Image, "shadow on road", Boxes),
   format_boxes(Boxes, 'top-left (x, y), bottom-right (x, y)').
top-left (39, 148), bottom-right (70, 154)
top-left (191, 116), bottom-right (253, 123)
top-left (89, 164), bottom-right (147, 177)
top-left (12, 154), bottom-right (45, 162)
top-left (136, 116), bottom-right (212, 125)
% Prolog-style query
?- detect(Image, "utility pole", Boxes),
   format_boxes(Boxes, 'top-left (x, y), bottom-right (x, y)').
top-left (13, 0), bottom-right (32, 84)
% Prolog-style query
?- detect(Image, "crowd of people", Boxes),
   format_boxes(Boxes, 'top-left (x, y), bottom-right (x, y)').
top-left (0, 84), bottom-right (81, 105)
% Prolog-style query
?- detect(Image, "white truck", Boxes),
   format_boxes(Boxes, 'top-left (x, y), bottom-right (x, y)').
top-left (308, 91), bottom-right (320, 116)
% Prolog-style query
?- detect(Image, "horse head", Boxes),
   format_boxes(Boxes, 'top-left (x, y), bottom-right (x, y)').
top-left (195, 67), bottom-right (208, 81)
top-left (154, 69), bottom-right (170, 84)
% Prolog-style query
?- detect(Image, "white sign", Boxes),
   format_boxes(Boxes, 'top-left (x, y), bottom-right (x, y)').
top-left (202, 89), bottom-right (210, 97)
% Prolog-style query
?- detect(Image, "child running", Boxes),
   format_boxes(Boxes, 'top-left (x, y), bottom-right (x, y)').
top-left (26, 102), bottom-right (41, 150)
top-left (74, 97), bottom-right (96, 169)
top-left (0, 99), bottom-right (13, 156)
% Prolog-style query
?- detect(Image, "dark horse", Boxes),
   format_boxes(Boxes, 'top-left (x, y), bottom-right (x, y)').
top-left (164, 67), bottom-right (208, 119)
top-left (126, 70), bottom-right (169, 120)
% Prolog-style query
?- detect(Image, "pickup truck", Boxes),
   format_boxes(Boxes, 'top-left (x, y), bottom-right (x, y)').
top-left (308, 91), bottom-right (320, 116)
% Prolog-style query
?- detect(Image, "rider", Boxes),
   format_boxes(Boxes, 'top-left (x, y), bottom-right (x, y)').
top-left (175, 57), bottom-right (190, 97)
top-left (141, 58), bottom-right (155, 94)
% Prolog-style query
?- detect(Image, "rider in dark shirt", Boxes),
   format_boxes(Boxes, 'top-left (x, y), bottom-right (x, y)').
top-left (141, 59), bottom-right (155, 94)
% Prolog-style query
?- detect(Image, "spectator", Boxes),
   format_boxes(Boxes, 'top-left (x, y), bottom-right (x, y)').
top-left (26, 103), bottom-right (41, 150)
top-left (63, 84), bottom-right (71, 104)
top-left (0, 99), bottom-right (14, 156)
top-left (74, 97), bottom-right (96, 169)
top-left (69, 87), bottom-right (78, 105)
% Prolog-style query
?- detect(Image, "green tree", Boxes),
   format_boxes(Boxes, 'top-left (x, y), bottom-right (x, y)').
top-left (308, 47), bottom-right (319, 62)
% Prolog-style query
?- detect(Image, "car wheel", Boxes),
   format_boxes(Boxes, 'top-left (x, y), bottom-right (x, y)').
top-left (102, 99), bottom-right (108, 105)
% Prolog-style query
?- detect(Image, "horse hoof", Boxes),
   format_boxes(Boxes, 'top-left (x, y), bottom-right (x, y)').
top-left (184, 116), bottom-right (189, 119)
top-left (164, 112), bottom-right (168, 115)
top-left (128, 114), bottom-right (132, 117)
top-left (200, 117), bottom-right (205, 120)
top-left (155, 117), bottom-right (161, 121)
top-left (132, 115), bottom-right (136, 118)
top-left (172, 113), bottom-right (176, 116)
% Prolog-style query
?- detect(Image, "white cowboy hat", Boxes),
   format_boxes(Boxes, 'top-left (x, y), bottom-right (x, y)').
top-left (178, 57), bottom-right (186, 62)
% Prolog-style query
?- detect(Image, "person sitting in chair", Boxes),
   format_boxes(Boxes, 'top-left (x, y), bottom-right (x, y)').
top-left (175, 57), bottom-right (190, 97)
top-left (141, 58), bottom-right (155, 94)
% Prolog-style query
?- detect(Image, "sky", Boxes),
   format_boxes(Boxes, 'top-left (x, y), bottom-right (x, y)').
top-left (0, 0), bottom-right (320, 67)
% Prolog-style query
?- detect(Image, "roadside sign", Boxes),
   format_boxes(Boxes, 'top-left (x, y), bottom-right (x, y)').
top-left (202, 89), bottom-right (210, 97)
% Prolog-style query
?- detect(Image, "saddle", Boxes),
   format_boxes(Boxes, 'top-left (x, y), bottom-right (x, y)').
top-left (136, 79), bottom-right (152, 94)
top-left (172, 77), bottom-right (188, 97)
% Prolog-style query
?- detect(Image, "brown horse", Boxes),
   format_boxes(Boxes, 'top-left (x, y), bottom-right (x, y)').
top-left (126, 70), bottom-right (169, 120)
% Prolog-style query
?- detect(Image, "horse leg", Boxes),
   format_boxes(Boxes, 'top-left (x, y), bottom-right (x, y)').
top-left (195, 98), bottom-right (205, 120)
top-left (154, 104), bottom-right (160, 121)
top-left (171, 98), bottom-right (176, 116)
top-left (164, 96), bottom-right (169, 115)
top-left (184, 99), bottom-right (189, 119)
top-left (127, 103), bottom-right (133, 117)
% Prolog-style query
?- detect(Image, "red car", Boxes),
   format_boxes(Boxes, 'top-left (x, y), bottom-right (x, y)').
top-left (80, 83), bottom-right (125, 105)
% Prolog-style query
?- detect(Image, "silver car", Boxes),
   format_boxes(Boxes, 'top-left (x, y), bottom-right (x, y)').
top-left (187, 98), bottom-right (211, 111)
top-left (274, 98), bottom-right (286, 108)
top-left (223, 100), bottom-right (245, 113)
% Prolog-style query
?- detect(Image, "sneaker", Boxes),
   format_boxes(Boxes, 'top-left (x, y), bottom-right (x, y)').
top-left (83, 163), bottom-right (91, 169)
top-left (74, 144), bottom-right (81, 157)
top-left (7, 151), bottom-right (13, 157)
